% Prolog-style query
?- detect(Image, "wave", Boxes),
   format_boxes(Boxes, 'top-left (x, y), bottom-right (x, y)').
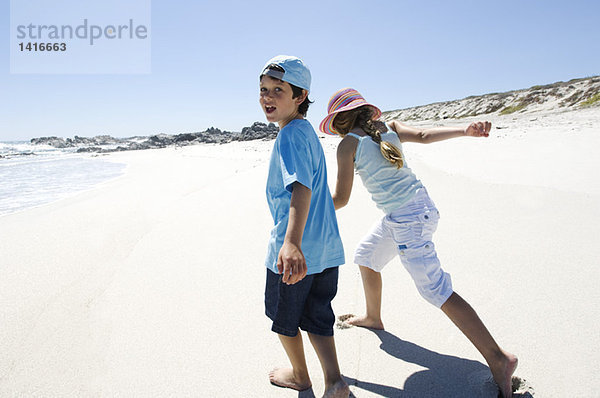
top-left (0, 154), bottom-right (126, 217)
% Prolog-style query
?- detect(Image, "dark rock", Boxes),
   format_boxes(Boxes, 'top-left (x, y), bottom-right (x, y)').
top-left (77, 147), bottom-right (103, 153)
top-left (126, 142), bottom-right (153, 151)
top-left (147, 134), bottom-right (175, 147)
top-left (174, 133), bottom-right (199, 143)
top-left (30, 136), bottom-right (72, 148)
top-left (94, 135), bottom-right (120, 145)
top-left (69, 136), bottom-right (93, 145)
top-left (235, 122), bottom-right (279, 141)
top-left (205, 127), bottom-right (223, 135)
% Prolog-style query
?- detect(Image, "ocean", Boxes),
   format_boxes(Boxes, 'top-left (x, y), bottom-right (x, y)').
top-left (0, 141), bottom-right (126, 217)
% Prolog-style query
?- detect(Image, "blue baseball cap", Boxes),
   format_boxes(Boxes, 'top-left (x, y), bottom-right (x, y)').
top-left (260, 55), bottom-right (311, 93)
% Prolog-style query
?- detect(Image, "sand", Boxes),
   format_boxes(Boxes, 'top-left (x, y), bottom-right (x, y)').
top-left (1, 107), bottom-right (599, 397)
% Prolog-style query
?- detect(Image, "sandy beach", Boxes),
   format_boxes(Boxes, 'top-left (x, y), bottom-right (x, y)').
top-left (1, 107), bottom-right (599, 397)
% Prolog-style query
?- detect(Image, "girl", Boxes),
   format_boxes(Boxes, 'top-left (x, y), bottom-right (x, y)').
top-left (320, 88), bottom-right (517, 398)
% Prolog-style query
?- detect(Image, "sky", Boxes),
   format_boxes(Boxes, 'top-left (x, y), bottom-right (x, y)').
top-left (1, 0), bottom-right (599, 141)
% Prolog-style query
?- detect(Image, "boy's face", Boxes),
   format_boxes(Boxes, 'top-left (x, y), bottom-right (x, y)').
top-left (259, 75), bottom-right (304, 128)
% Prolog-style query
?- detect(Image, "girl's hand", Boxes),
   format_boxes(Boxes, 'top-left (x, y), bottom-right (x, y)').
top-left (277, 241), bottom-right (307, 285)
top-left (465, 121), bottom-right (491, 137)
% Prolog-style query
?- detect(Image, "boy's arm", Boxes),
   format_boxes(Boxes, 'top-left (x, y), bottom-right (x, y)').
top-left (278, 182), bottom-right (311, 285)
top-left (389, 120), bottom-right (491, 144)
top-left (332, 137), bottom-right (356, 210)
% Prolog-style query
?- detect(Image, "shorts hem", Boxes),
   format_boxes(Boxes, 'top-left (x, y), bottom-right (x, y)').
top-left (266, 309), bottom-right (299, 337)
top-left (300, 324), bottom-right (334, 337)
top-left (353, 256), bottom-right (384, 272)
top-left (432, 288), bottom-right (454, 308)
top-left (271, 324), bottom-right (299, 337)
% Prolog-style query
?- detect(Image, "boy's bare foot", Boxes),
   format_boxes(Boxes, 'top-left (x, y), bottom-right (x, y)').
top-left (322, 378), bottom-right (350, 398)
top-left (490, 351), bottom-right (518, 398)
top-left (345, 314), bottom-right (384, 330)
top-left (269, 367), bottom-right (312, 391)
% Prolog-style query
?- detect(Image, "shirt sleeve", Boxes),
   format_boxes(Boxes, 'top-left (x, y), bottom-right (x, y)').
top-left (278, 127), bottom-right (313, 192)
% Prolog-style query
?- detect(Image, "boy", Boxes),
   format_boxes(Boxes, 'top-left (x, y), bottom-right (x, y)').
top-left (259, 55), bottom-right (349, 398)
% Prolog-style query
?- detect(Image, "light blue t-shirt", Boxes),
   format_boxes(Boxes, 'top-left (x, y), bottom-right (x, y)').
top-left (349, 130), bottom-right (423, 214)
top-left (265, 119), bottom-right (345, 275)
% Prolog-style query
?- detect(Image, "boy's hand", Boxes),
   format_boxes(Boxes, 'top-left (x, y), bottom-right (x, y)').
top-left (465, 121), bottom-right (491, 137)
top-left (277, 241), bottom-right (307, 285)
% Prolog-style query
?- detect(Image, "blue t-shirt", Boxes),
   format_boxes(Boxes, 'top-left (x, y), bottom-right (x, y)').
top-left (265, 119), bottom-right (345, 275)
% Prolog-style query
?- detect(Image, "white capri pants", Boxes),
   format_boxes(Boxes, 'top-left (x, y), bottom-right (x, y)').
top-left (354, 188), bottom-right (453, 308)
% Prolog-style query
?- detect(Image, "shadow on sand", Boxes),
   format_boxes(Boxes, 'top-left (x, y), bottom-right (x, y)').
top-left (339, 329), bottom-right (532, 398)
top-left (297, 387), bottom-right (359, 398)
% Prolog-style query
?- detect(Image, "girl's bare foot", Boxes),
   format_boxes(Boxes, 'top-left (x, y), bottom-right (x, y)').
top-left (268, 367), bottom-right (312, 391)
top-left (322, 378), bottom-right (350, 398)
top-left (343, 314), bottom-right (384, 330)
top-left (490, 351), bottom-right (518, 398)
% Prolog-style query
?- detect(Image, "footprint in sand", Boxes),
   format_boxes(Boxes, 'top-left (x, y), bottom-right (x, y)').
top-left (335, 314), bottom-right (355, 330)
top-left (511, 376), bottom-right (535, 397)
top-left (468, 370), bottom-right (535, 397)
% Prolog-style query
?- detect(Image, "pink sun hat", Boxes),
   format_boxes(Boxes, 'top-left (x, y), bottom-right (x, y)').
top-left (319, 88), bottom-right (382, 135)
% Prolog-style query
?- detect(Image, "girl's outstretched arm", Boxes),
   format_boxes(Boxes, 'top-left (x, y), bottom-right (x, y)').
top-left (389, 120), bottom-right (491, 144)
top-left (332, 136), bottom-right (357, 210)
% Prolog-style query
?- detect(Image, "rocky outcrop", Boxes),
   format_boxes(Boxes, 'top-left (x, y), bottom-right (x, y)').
top-left (29, 135), bottom-right (122, 148)
top-left (235, 122), bottom-right (279, 141)
top-left (30, 122), bottom-right (280, 154)
top-left (30, 136), bottom-right (71, 148)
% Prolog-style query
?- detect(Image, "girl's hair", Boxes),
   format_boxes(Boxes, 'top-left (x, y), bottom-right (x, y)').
top-left (333, 106), bottom-right (404, 168)
top-left (261, 64), bottom-right (313, 116)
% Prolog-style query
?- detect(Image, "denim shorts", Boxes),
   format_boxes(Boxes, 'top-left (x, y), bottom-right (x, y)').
top-left (265, 266), bottom-right (339, 337)
top-left (354, 188), bottom-right (453, 308)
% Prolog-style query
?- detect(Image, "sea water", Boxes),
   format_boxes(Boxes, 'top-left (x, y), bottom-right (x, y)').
top-left (0, 141), bottom-right (126, 217)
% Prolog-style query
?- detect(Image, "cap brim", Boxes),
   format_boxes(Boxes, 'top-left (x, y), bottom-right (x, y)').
top-left (261, 68), bottom-right (285, 80)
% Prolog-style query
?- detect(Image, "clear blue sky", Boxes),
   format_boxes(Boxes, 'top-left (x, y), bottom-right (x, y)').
top-left (1, 0), bottom-right (599, 141)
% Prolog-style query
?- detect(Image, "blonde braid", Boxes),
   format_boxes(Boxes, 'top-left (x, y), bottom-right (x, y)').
top-left (358, 109), bottom-right (404, 169)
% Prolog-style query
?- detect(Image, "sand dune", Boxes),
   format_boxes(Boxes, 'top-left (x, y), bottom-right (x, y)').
top-left (382, 76), bottom-right (600, 120)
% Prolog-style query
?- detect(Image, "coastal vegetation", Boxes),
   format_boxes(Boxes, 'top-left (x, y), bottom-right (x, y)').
top-left (382, 76), bottom-right (600, 122)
